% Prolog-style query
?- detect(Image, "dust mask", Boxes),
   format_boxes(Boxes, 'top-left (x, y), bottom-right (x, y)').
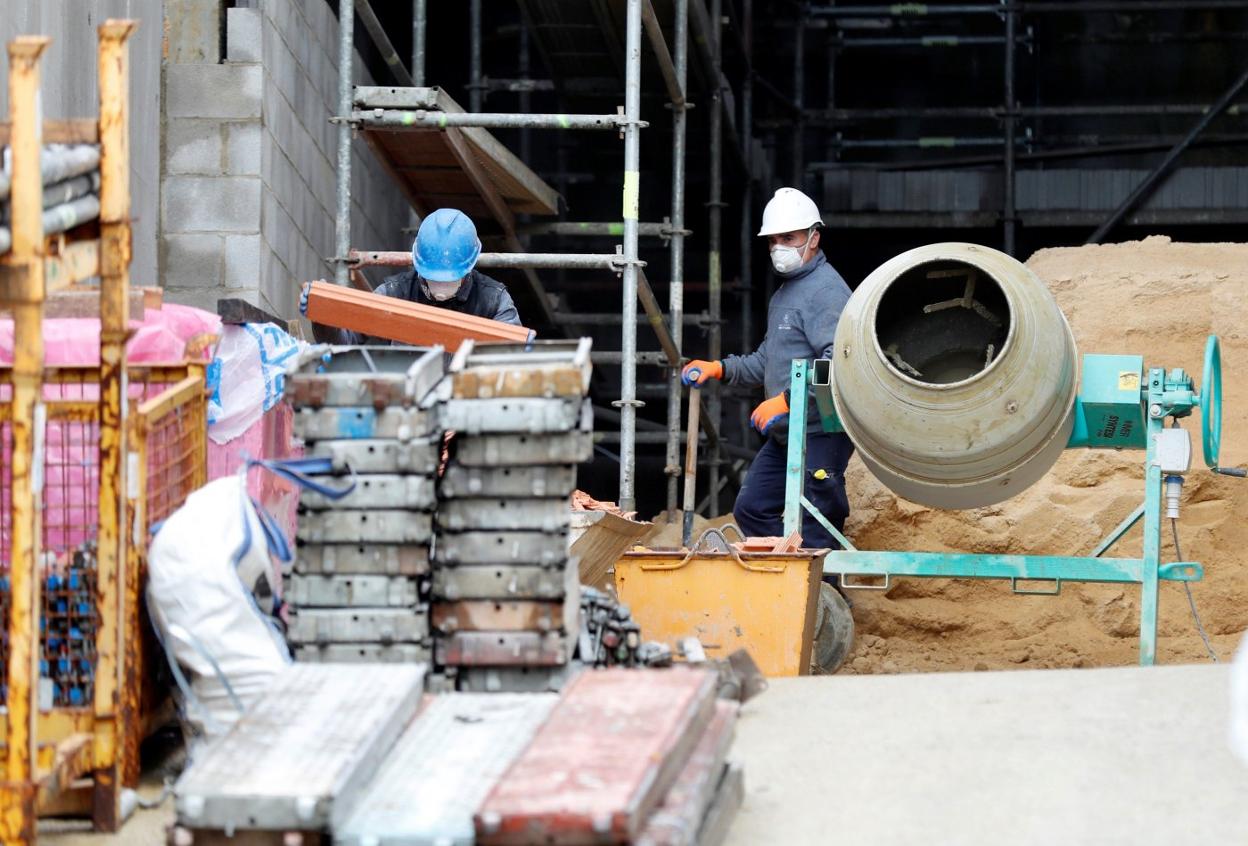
top-left (769, 228), bottom-right (814, 274)
top-left (426, 279), bottom-right (462, 301)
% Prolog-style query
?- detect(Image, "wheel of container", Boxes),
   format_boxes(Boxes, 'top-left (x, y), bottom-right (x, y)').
top-left (1201, 334), bottom-right (1223, 469)
top-left (811, 583), bottom-right (855, 674)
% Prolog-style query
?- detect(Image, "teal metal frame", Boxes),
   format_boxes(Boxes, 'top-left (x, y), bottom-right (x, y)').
top-left (783, 337), bottom-right (1224, 666)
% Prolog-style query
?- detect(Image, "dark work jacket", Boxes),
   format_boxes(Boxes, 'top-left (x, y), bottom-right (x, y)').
top-left (316, 269), bottom-right (521, 345)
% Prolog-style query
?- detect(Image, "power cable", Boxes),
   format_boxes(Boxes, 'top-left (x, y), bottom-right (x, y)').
top-left (1171, 517), bottom-right (1219, 663)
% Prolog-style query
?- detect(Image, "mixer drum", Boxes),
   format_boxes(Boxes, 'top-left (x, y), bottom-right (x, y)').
top-left (831, 242), bottom-right (1078, 509)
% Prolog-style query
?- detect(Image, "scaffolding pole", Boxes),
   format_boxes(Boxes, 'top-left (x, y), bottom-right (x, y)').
top-left (615, 0), bottom-right (643, 510)
top-left (739, 0), bottom-right (754, 442)
top-left (334, 0), bottom-right (355, 286)
top-left (665, 0), bottom-right (690, 515)
top-left (412, 0), bottom-right (426, 85)
top-left (791, 2), bottom-right (805, 188)
top-left (469, 0), bottom-right (483, 111)
top-left (352, 110), bottom-right (638, 130)
top-left (707, 0), bottom-right (723, 515)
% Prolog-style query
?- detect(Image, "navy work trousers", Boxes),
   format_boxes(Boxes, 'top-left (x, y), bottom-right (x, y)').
top-left (732, 432), bottom-right (854, 549)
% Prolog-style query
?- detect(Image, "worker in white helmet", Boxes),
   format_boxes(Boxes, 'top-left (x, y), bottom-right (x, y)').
top-left (682, 187), bottom-right (855, 554)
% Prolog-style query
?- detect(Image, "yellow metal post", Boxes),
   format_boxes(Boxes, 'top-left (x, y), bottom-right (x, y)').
top-left (93, 19), bottom-right (137, 829)
top-left (0, 35), bottom-right (50, 846)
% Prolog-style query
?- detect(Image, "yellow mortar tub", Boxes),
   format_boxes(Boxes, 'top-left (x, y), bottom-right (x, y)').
top-left (614, 546), bottom-right (825, 676)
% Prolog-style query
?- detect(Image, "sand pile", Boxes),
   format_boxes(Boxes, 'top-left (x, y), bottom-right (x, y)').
top-left (840, 236), bottom-right (1248, 674)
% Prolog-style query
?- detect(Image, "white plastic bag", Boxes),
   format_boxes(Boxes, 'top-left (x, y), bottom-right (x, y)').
top-left (147, 475), bottom-right (291, 740)
top-left (207, 323), bottom-right (305, 444)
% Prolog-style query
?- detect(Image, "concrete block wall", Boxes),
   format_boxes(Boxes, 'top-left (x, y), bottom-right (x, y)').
top-left (160, 0), bottom-right (409, 318)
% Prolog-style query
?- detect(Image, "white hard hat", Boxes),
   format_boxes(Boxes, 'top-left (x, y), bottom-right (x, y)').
top-left (757, 187), bottom-right (824, 237)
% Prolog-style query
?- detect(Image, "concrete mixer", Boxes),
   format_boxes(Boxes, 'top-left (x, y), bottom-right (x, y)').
top-left (783, 242), bottom-right (1239, 666)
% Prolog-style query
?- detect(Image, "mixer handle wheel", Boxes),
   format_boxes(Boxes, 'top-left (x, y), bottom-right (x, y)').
top-left (1200, 334), bottom-right (1223, 469)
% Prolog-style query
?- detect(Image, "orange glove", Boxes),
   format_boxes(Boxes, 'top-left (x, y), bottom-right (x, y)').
top-left (750, 392), bottom-right (790, 434)
top-left (681, 359), bottom-right (723, 388)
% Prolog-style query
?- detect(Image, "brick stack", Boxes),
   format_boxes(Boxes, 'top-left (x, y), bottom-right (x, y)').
top-left (284, 346), bottom-right (444, 664)
top-left (432, 339), bottom-right (594, 692)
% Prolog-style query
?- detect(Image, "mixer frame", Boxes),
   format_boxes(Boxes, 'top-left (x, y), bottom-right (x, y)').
top-left (784, 336), bottom-right (1225, 666)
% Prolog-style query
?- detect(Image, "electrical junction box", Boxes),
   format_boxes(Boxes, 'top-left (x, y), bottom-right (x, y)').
top-left (1069, 354), bottom-right (1147, 449)
top-left (1155, 428), bottom-right (1193, 474)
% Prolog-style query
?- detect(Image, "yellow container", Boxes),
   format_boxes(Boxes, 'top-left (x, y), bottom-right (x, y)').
top-left (615, 543), bottom-right (825, 677)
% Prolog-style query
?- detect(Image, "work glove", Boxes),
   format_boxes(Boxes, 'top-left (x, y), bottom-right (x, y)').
top-left (750, 392), bottom-right (789, 435)
top-left (299, 282), bottom-right (311, 316)
top-left (681, 359), bottom-right (723, 388)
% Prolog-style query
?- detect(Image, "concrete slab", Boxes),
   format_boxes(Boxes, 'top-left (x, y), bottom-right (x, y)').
top-left (727, 664), bottom-right (1248, 845)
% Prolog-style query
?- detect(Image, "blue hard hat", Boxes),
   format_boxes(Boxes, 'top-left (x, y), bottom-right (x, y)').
top-left (413, 208), bottom-right (482, 282)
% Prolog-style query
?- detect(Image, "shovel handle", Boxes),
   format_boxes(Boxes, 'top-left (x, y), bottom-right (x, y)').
top-left (682, 389), bottom-right (701, 547)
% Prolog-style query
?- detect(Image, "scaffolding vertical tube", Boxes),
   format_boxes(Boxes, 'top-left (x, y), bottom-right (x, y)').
top-left (334, 0), bottom-right (355, 286)
top-left (2, 35), bottom-right (48, 846)
top-left (666, 0), bottom-right (690, 515)
top-left (792, 5), bottom-right (805, 188)
top-left (708, 0), bottom-right (723, 514)
top-left (739, 0), bottom-right (754, 439)
top-left (96, 19), bottom-right (137, 822)
top-left (469, 0), bottom-right (483, 111)
top-left (619, 0), bottom-right (644, 511)
top-left (1003, 1), bottom-right (1017, 256)
top-left (412, 0), bottom-right (427, 86)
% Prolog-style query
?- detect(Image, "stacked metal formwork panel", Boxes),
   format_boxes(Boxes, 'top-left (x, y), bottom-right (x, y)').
top-left (285, 347), bottom-right (444, 664)
top-left (434, 340), bottom-right (592, 692)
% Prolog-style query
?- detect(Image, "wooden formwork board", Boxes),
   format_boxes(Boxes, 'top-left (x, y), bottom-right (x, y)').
top-left (356, 86), bottom-right (560, 223)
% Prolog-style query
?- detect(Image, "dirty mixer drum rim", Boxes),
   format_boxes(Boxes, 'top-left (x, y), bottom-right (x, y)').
top-left (1201, 334), bottom-right (1222, 469)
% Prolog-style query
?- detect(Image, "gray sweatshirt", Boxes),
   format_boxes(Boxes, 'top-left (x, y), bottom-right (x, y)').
top-left (720, 251), bottom-right (852, 437)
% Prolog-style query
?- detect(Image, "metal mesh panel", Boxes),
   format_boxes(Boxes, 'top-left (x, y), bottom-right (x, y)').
top-left (0, 368), bottom-right (203, 707)
top-left (143, 387), bottom-right (206, 532)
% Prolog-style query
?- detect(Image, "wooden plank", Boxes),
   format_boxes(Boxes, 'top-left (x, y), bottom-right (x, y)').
top-left (303, 280), bottom-right (532, 347)
top-left (0, 118), bottom-right (98, 145)
top-left (360, 87), bottom-right (560, 218)
top-left (216, 297), bottom-right (286, 326)
top-left (475, 668), bottom-right (719, 845)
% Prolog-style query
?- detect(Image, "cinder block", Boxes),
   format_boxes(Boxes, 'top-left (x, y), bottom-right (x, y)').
top-left (163, 176), bottom-right (262, 233)
top-left (226, 121), bottom-right (262, 175)
top-left (262, 248), bottom-right (294, 314)
top-left (161, 233), bottom-right (224, 289)
top-left (165, 119), bottom-right (223, 175)
top-left (225, 233), bottom-right (263, 288)
top-left (226, 7), bottom-right (263, 63)
top-left (166, 64), bottom-right (262, 120)
top-left (165, 0), bottom-right (220, 63)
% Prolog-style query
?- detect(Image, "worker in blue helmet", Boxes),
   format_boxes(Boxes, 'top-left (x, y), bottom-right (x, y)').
top-left (303, 208), bottom-right (521, 343)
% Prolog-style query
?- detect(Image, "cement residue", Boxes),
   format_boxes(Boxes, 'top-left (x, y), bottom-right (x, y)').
top-left (839, 236), bottom-right (1248, 674)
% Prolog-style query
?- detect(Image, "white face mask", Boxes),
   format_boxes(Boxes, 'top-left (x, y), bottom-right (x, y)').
top-left (769, 228), bottom-right (814, 274)
top-left (426, 279), bottom-right (462, 301)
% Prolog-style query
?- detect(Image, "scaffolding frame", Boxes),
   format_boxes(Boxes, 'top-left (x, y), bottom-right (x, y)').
top-left (789, 0), bottom-right (1248, 250)
top-left (335, 0), bottom-right (751, 514)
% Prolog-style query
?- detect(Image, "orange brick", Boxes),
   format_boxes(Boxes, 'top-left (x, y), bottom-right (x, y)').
top-left (304, 280), bottom-right (532, 347)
